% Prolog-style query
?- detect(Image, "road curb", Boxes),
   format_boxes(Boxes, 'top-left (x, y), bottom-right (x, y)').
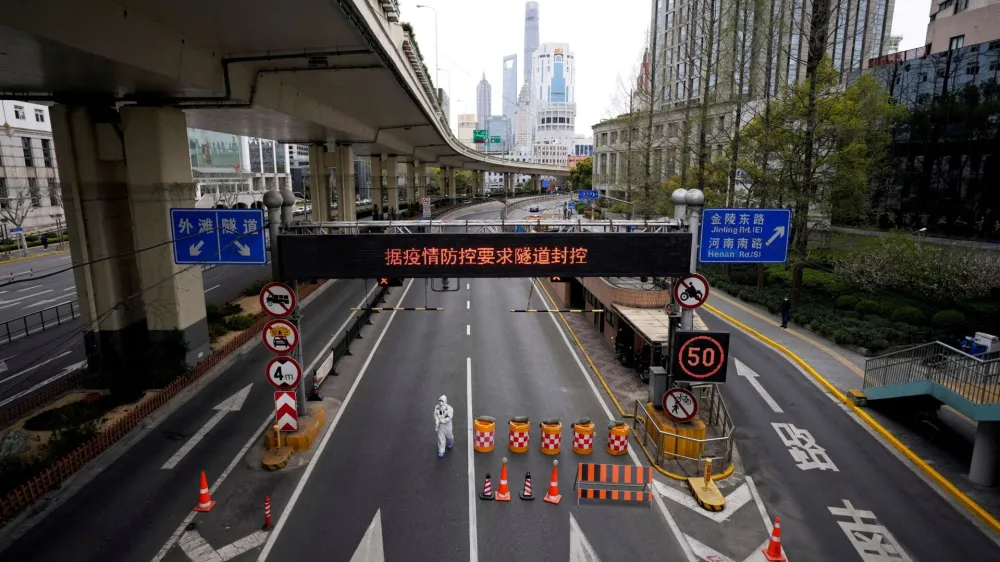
top-left (0, 250), bottom-right (70, 267)
top-left (534, 279), bottom-right (735, 482)
top-left (703, 302), bottom-right (1000, 537)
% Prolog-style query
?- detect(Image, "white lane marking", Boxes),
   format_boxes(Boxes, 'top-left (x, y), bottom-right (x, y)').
top-left (0, 350), bottom-right (71, 385)
top-left (654, 480), bottom-right (753, 523)
top-left (467, 357), bottom-right (478, 562)
top-left (160, 384), bottom-right (253, 470)
top-left (466, 300), bottom-right (470, 310)
top-left (569, 512), bottom-right (601, 561)
top-left (0, 289), bottom-right (53, 309)
top-left (63, 287), bottom-right (75, 291)
top-left (466, 283), bottom-right (470, 291)
top-left (0, 360), bottom-right (85, 408)
top-left (152, 282), bottom-right (371, 561)
top-left (16, 284), bottom-right (42, 292)
top-left (735, 359), bottom-right (784, 414)
top-left (257, 279), bottom-right (415, 561)
top-left (203, 285), bottom-right (220, 294)
top-left (532, 279), bottom-right (697, 562)
top-left (745, 476), bottom-right (774, 530)
top-left (466, 324), bottom-right (470, 336)
top-left (151, 414), bottom-right (275, 562)
top-left (349, 509), bottom-right (386, 562)
top-left (178, 527), bottom-right (269, 561)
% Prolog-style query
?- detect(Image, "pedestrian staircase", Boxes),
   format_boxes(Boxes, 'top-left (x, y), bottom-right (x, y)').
top-left (863, 342), bottom-right (1000, 420)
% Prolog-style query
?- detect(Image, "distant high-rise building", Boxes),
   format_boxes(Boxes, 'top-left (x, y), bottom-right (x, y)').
top-left (523, 2), bottom-right (540, 85)
top-left (502, 55), bottom-right (517, 143)
top-left (885, 35), bottom-right (903, 55)
top-left (486, 115), bottom-right (510, 152)
top-left (925, 0), bottom-right (1000, 54)
top-left (514, 84), bottom-right (533, 150)
top-left (457, 113), bottom-right (477, 147)
top-left (476, 73), bottom-right (491, 130)
top-left (530, 43), bottom-right (576, 167)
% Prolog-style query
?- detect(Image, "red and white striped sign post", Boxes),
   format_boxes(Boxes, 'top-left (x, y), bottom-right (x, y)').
top-left (274, 391), bottom-right (298, 431)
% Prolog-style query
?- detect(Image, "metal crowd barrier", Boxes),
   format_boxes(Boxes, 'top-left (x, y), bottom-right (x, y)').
top-left (0, 300), bottom-right (80, 345)
top-left (311, 286), bottom-right (390, 392)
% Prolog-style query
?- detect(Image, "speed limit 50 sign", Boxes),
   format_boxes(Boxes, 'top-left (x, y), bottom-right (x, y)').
top-left (671, 331), bottom-right (730, 384)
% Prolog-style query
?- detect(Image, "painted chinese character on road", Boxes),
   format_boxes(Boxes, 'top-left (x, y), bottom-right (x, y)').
top-left (829, 500), bottom-right (911, 561)
top-left (772, 422), bottom-right (839, 471)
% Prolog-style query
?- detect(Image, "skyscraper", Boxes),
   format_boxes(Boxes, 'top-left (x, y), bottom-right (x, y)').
top-left (523, 2), bottom-right (539, 85)
top-left (476, 73), bottom-right (491, 131)
top-left (502, 55), bottom-right (517, 143)
top-left (530, 43), bottom-right (576, 167)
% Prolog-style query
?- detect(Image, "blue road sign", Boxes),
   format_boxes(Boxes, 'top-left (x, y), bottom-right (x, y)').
top-left (170, 208), bottom-right (268, 265)
top-left (577, 190), bottom-right (599, 202)
top-left (699, 208), bottom-right (792, 264)
top-left (9, 227), bottom-right (23, 234)
top-left (567, 201), bottom-right (575, 211)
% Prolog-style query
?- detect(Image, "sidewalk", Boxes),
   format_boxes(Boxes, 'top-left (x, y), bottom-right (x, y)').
top-left (704, 289), bottom-right (1000, 525)
top-left (0, 245), bottom-right (69, 265)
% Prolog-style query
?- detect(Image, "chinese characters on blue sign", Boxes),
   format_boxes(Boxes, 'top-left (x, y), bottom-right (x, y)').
top-left (170, 208), bottom-right (268, 265)
top-left (698, 208), bottom-right (791, 264)
top-left (577, 190), bottom-right (598, 202)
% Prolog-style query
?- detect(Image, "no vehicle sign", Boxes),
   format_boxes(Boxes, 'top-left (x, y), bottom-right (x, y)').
top-left (673, 273), bottom-right (710, 309)
top-left (262, 319), bottom-right (299, 354)
top-left (260, 282), bottom-right (296, 318)
top-left (266, 356), bottom-right (302, 390)
top-left (662, 387), bottom-right (699, 423)
top-left (672, 331), bottom-right (730, 384)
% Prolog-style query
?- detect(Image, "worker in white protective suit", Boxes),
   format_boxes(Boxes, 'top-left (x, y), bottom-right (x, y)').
top-left (434, 395), bottom-right (455, 457)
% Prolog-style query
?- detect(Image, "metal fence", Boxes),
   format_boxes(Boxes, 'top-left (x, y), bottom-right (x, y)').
top-left (630, 384), bottom-right (735, 476)
top-left (310, 285), bottom-right (389, 394)
top-left (0, 300), bottom-right (80, 345)
top-left (864, 341), bottom-right (1000, 404)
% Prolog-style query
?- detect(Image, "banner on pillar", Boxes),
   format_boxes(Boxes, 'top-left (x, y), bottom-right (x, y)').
top-left (170, 208), bottom-right (268, 265)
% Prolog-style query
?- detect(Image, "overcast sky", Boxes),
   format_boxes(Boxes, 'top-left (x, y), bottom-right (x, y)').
top-left (402, 1), bottom-right (931, 138)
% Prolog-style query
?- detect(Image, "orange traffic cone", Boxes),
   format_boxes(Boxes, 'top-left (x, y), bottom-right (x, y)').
top-left (762, 517), bottom-right (787, 561)
top-left (543, 459), bottom-right (562, 504)
top-left (193, 471), bottom-right (216, 512)
top-left (495, 457), bottom-right (511, 501)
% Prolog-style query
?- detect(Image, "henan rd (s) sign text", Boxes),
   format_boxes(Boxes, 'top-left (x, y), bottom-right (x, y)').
top-left (276, 233), bottom-right (693, 279)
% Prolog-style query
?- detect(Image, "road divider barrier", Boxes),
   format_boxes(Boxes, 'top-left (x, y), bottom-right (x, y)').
top-left (495, 457), bottom-right (512, 501)
top-left (539, 419), bottom-right (562, 455)
top-left (574, 462), bottom-right (653, 508)
top-left (479, 473), bottom-right (494, 500)
top-left (519, 471), bottom-right (535, 500)
top-left (193, 471), bottom-right (216, 512)
top-left (607, 420), bottom-right (630, 456)
top-left (571, 418), bottom-right (595, 455)
top-left (543, 459), bottom-right (562, 504)
top-left (509, 308), bottom-right (604, 313)
top-left (473, 416), bottom-right (496, 453)
top-left (508, 416), bottom-right (530, 453)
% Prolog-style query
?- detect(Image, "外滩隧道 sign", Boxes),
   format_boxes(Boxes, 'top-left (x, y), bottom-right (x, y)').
top-left (276, 233), bottom-right (693, 279)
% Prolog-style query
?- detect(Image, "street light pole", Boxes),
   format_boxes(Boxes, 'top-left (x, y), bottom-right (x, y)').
top-left (415, 5), bottom-right (439, 90)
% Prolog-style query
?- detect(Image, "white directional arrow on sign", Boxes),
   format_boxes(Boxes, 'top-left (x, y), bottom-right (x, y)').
top-left (189, 240), bottom-right (205, 256)
top-left (765, 225), bottom-right (786, 247)
top-left (178, 528), bottom-right (269, 562)
top-left (569, 513), bottom-right (601, 562)
top-left (654, 480), bottom-right (753, 524)
top-left (349, 509), bottom-right (386, 562)
top-left (233, 240), bottom-right (251, 257)
top-left (161, 384), bottom-right (253, 470)
top-left (735, 359), bottom-right (784, 414)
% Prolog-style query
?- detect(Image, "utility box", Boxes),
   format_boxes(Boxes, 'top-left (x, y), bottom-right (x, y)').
top-left (649, 366), bottom-right (668, 409)
top-left (975, 332), bottom-right (999, 353)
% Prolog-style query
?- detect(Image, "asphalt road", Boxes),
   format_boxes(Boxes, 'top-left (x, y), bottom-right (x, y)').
top-left (0, 278), bottom-right (374, 561)
top-left (700, 310), bottom-right (1000, 560)
top-left (0, 258), bottom-right (271, 406)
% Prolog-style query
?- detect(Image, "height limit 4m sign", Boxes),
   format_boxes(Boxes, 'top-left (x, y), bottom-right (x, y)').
top-left (671, 331), bottom-right (730, 384)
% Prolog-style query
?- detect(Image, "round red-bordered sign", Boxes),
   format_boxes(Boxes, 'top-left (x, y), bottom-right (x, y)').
top-left (676, 334), bottom-right (726, 380)
top-left (262, 319), bottom-right (299, 355)
top-left (265, 356), bottom-right (302, 390)
top-left (259, 282), bottom-right (296, 318)
top-left (673, 273), bottom-right (710, 310)
top-left (662, 387), bottom-right (699, 423)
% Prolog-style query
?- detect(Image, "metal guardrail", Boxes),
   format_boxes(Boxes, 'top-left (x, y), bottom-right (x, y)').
top-left (311, 286), bottom-right (389, 394)
top-left (0, 300), bottom-right (80, 345)
top-left (864, 341), bottom-right (1000, 404)
top-left (630, 385), bottom-right (735, 475)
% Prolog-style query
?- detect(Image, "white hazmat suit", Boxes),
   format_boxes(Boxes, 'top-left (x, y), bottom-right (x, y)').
top-left (434, 395), bottom-right (454, 457)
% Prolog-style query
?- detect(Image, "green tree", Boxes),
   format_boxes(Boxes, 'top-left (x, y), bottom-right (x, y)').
top-left (568, 157), bottom-right (593, 190)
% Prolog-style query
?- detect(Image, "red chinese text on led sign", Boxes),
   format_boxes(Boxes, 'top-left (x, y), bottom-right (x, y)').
top-left (384, 246), bottom-right (589, 267)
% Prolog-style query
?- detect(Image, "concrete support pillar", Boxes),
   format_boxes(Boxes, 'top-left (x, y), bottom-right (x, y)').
top-left (308, 144), bottom-right (332, 221)
top-left (384, 156), bottom-right (399, 214)
top-left (370, 155), bottom-right (383, 219)
top-left (533, 174), bottom-right (542, 194)
top-left (406, 161), bottom-right (417, 206)
top-left (335, 145), bottom-right (356, 220)
top-left (970, 421), bottom-right (1000, 486)
top-left (120, 105), bottom-right (210, 366)
top-left (440, 166), bottom-right (450, 200)
top-left (473, 171), bottom-right (482, 197)
top-left (49, 105), bottom-right (148, 374)
top-left (424, 165), bottom-right (433, 197)
top-left (448, 167), bottom-right (457, 201)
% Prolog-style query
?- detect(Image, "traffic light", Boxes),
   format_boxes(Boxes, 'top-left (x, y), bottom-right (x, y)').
top-left (378, 277), bottom-right (403, 287)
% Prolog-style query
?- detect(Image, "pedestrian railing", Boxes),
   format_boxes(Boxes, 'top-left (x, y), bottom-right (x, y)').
top-left (310, 286), bottom-right (389, 395)
top-left (630, 384), bottom-right (735, 476)
top-left (0, 300), bottom-right (80, 345)
top-left (864, 341), bottom-right (1000, 405)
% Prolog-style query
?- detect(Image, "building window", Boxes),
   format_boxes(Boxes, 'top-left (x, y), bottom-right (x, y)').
top-left (949, 35), bottom-right (965, 50)
top-left (41, 139), bottom-right (53, 168)
top-left (28, 178), bottom-right (41, 207)
top-left (654, 124), bottom-right (664, 138)
top-left (13, 105), bottom-right (25, 120)
top-left (610, 131), bottom-right (618, 144)
top-left (717, 116), bottom-right (726, 134)
top-left (967, 63), bottom-right (979, 75)
top-left (668, 123), bottom-right (679, 138)
top-left (34, 109), bottom-right (45, 123)
top-left (955, 0), bottom-right (968, 14)
top-left (0, 178), bottom-right (7, 209)
top-left (21, 137), bottom-right (34, 167)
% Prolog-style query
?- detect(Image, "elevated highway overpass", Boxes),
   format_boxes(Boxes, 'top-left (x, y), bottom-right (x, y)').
top-left (0, 0), bottom-right (567, 375)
